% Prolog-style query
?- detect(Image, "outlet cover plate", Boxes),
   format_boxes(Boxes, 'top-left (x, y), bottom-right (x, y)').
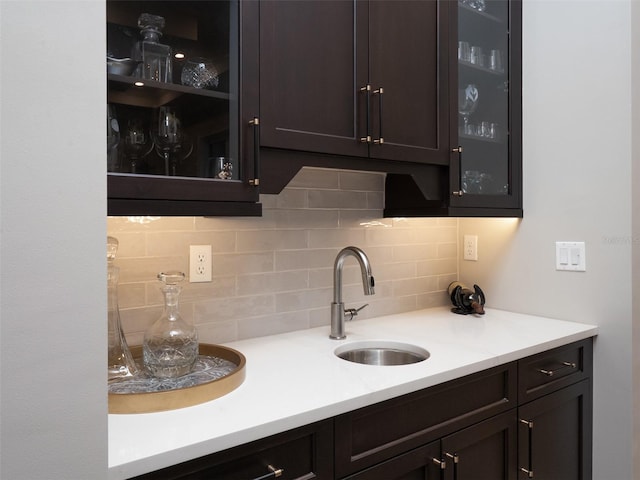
top-left (463, 235), bottom-right (478, 261)
top-left (189, 245), bottom-right (212, 282)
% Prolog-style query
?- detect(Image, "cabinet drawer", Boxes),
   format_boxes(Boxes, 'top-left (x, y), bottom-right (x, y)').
top-left (334, 362), bottom-right (517, 477)
top-left (518, 338), bottom-right (593, 403)
top-left (131, 419), bottom-right (333, 480)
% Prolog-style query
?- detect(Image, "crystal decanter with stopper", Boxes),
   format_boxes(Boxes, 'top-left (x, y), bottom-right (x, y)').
top-left (107, 236), bottom-right (138, 382)
top-left (143, 271), bottom-right (198, 378)
top-left (132, 13), bottom-right (172, 82)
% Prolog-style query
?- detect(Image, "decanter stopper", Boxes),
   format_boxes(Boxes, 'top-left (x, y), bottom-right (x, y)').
top-left (107, 236), bottom-right (138, 382)
top-left (143, 271), bottom-right (199, 378)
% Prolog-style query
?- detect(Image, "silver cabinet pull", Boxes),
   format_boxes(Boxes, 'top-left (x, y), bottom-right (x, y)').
top-left (372, 87), bottom-right (384, 144)
top-left (452, 146), bottom-right (464, 197)
top-left (520, 467), bottom-right (534, 478)
top-left (248, 117), bottom-right (260, 186)
top-left (432, 457), bottom-right (446, 469)
top-left (360, 85), bottom-right (372, 143)
top-left (445, 452), bottom-right (459, 480)
top-left (520, 418), bottom-right (534, 478)
top-left (251, 464), bottom-right (283, 480)
top-left (538, 361), bottom-right (577, 377)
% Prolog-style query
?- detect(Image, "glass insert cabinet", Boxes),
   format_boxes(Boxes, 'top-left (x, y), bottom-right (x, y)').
top-left (450, 0), bottom-right (522, 216)
top-left (106, 0), bottom-right (260, 216)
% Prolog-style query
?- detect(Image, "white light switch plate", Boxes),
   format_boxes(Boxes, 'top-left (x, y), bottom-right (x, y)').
top-left (555, 241), bottom-right (586, 272)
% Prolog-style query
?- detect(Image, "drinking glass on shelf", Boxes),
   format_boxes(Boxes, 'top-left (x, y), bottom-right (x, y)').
top-left (470, 46), bottom-right (484, 67)
top-left (480, 121), bottom-right (491, 138)
top-left (490, 49), bottom-right (503, 72)
top-left (458, 84), bottom-right (479, 131)
top-left (214, 157), bottom-right (233, 179)
top-left (122, 118), bottom-right (154, 173)
top-left (153, 107), bottom-right (192, 176)
top-left (458, 41), bottom-right (471, 62)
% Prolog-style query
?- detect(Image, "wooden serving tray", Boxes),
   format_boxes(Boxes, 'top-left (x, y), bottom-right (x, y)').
top-left (108, 343), bottom-right (246, 414)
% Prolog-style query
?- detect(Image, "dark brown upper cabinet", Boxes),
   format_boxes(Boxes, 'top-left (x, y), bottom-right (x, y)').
top-left (449, 0), bottom-right (522, 216)
top-left (386, 0), bottom-right (522, 217)
top-left (106, 0), bottom-right (261, 216)
top-left (258, 0), bottom-right (451, 192)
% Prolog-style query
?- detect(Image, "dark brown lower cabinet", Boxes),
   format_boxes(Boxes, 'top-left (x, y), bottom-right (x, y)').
top-left (128, 340), bottom-right (592, 480)
top-left (343, 411), bottom-right (518, 480)
top-left (518, 380), bottom-right (592, 480)
top-left (130, 419), bottom-right (334, 480)
top-left (441, 411), bottom-right (518, 480)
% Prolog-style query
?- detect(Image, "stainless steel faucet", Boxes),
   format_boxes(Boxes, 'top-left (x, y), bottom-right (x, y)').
top-left (330, 246), bottom-right (375, 339)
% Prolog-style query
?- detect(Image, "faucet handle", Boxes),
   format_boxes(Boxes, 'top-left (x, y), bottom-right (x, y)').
top-left (345, 303), bottom-right (369, 321)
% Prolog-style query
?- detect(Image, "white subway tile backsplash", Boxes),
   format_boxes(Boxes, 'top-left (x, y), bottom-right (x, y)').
top-left (366, 191), bottom-right (384, 209)
top-left (146, 231), bottom-right (236, 256)
top-left (287, 167), bottom-right (340, 189)
top-left (212, 252), bottom-right (274, 275)
top-left (236, 229), bottom-right (308, 252)
top-left (273, 209), bottom-right (340, 229)
top-left (237, 271), bottom-right (309, 295)
top-left (339, 170), bottom-right (385, 191)
top-left (275, 287), bottom-right (333, 313)
top-left (194, 294), bottom-right (275, 323)
top-left (308, 190), bottom-right (369, 209)
top-left (237, 311), bottom-right (310, 340)
top-left (307, 228), bottom-right (366, 248)
top-left (108, 167), bottom-right (457, 343)
top-left (275, 249), bottom-right (337, 271)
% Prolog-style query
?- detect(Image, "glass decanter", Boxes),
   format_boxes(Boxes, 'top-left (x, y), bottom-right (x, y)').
top-left (107, 236), bottom-right (138, 382)
top-left (143, 272), bottom-right (198, 378)
top-left (133, 13), bottom-right (172, 83)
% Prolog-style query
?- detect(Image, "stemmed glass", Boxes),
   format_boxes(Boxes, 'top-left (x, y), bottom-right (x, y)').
top-left (153, 107), bottom-right (192, 176)
top-left (122, 118), bottom-right (154, 174)
top-left (458, 84), bottom-right (479, 134)
top-left (107, 104), bottom-right (120, 172)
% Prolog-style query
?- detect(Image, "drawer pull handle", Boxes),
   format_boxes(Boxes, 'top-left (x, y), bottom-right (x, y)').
top-left (538, 361), bottom-right (577, 376)
top-left (251, 465), bottom-right (284, 480)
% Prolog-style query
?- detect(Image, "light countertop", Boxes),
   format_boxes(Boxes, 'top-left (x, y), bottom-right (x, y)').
top-left (108, 306), bottom-right (598, 479)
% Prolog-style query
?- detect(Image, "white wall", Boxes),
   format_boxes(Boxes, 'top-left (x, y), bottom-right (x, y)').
top-left (632, 0), bottom-right (640, 474)
top-left (460, 1), bottom-right (633, 478)
top-left (0, 2), bottom-right (108, 479)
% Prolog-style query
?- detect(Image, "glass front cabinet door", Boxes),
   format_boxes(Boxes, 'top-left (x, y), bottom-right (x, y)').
top-left (450, 0), bottom-right (522, 216)
top-left (106, 0), bottom-right (260, 216)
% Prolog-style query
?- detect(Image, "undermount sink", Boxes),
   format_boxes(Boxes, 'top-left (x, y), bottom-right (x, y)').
top-left (335, 341), bottom-right (430, 366)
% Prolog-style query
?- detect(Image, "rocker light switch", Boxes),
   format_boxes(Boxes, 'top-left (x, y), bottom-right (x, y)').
top-left (556, 242), bottom-right (586, 272)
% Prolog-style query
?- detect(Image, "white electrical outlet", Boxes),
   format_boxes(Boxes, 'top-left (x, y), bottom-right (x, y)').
top-left (189, 245), bottom-right (212, 282)
top-left (463, 235), bottom-right (478, 261)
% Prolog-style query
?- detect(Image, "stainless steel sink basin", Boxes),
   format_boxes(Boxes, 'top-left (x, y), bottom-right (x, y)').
top-left (335, 341), bottom-right (430, 366)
